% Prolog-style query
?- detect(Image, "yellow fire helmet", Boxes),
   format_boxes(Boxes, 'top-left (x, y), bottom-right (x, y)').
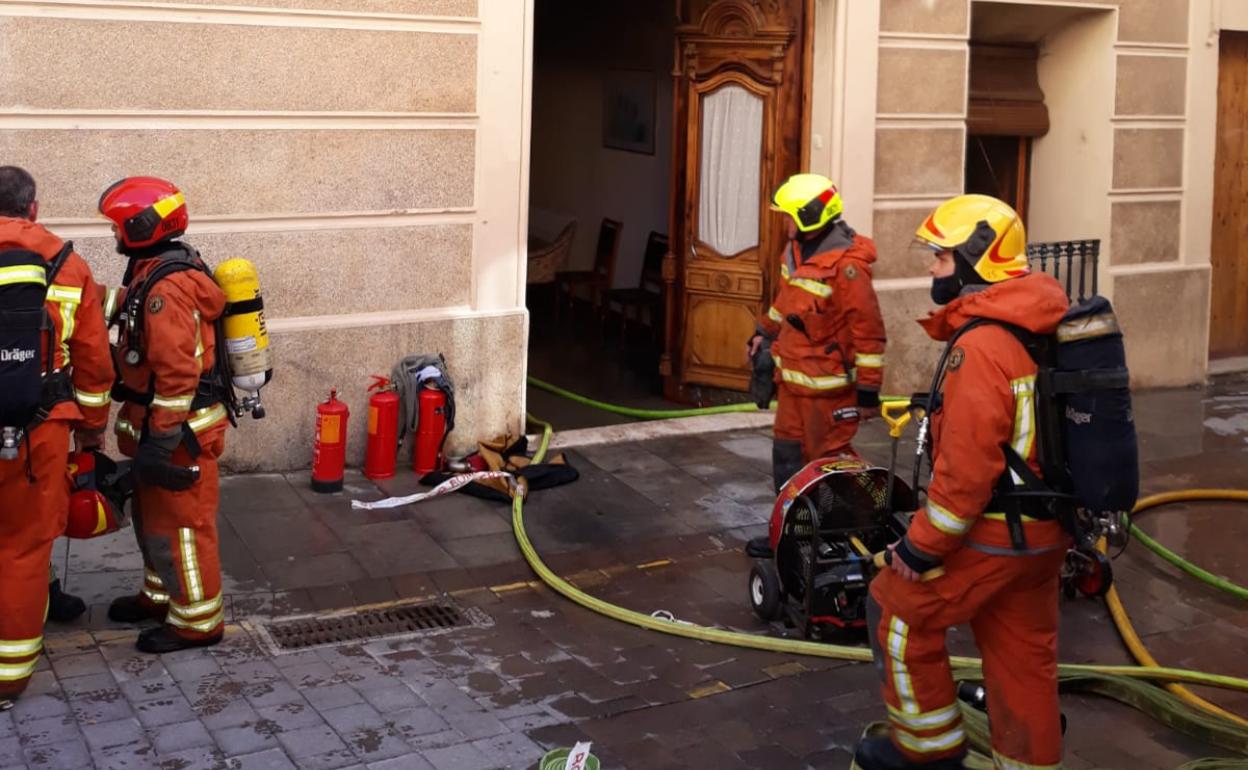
top-left (771, 173), bottom-right (844, 233)
top-left (915, 194), bottom-right (1030, 283)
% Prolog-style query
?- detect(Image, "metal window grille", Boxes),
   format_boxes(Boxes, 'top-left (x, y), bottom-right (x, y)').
top-left (1026, 240), bottom-right (1100, 303)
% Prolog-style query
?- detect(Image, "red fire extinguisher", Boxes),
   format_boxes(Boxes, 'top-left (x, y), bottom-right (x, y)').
top-left (364, 376), bottom-right (399, 480)
top-left (312, 388), bottom-right (349, 493)
top-left (413, 383), bottom-right (447, 475)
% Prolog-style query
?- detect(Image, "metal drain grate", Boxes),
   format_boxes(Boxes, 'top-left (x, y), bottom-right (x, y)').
top-left (257, 600), bottom-right (488, 652)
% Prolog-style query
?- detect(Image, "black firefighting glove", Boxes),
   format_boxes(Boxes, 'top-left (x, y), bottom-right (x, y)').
top-left (892, 536), bottom-right (942, 575)
top-left (749, 335), bottom-right (776, 409)
top-left (857, 388), bottom-right (881, 409)
top-left (136, 431), bottom-right (199, 492)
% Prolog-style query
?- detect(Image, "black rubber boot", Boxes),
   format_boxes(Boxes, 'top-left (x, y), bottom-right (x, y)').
top-left (46, 580), bottom-right (87, 623)
top-left (852, 735), bottom-right (966, 770)
top-left (108, 594), bottom-right (167, 624)
top-left (772, 439), bottom-right (804, 494)
top-left (136, 626), bottom-right (222, 654)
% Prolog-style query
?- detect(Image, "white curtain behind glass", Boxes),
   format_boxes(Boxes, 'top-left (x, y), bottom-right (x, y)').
top-left (698, 85), bottom-right (763, 257)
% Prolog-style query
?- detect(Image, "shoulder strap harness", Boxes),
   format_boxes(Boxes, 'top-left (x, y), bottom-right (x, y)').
top-left (111, 246), bottom-right (238, 453)
top-left (924, 318), bottom-right (1078, 550)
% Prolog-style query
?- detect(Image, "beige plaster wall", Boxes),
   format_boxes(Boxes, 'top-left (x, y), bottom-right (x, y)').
top-left (811, 0), bottom-right (1216, 391)
top-left (141, 0), bottom-right (476, 11)
top-left (1028, 9), bottom-right (1116, 258)
top-left (1222, 1), bottom-right (1248, 30)
top-left (1114, 267), bottom-right (1211, 387)
top-left (809, 0), bottom-right (883, 232)
top-left (225, 312), bottom-right (526, 473)
top-left (0, 18), bottom-right (476, 113)
top-left (1183, 0), bottom-right (1220, 282)
top-left (2, 0), bottom-right (531, 471)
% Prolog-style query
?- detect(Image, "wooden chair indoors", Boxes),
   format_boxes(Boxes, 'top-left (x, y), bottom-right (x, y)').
top-left (527, 220), bottom-right (576, 286)
top-left (554, 217), bottom-right (622, 323)
top-left (608, 231), bottom-right (668, 341)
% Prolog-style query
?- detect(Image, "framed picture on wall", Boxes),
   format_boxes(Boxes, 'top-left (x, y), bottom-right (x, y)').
top-left (603, 68), bottom-right (656, 155)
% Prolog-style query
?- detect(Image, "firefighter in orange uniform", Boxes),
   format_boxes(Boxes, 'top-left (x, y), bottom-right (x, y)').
top-left (748, 174), bottom-right (887, 494)
top-left (99, 177), bottom-right (230, 653)
top-left (854, 195), bottom-right (1071, 770)
top-left (0, 166), bottom-right (114, 704)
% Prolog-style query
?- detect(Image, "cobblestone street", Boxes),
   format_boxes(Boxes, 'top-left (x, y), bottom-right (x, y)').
top-left (4, 375), bottom-right (1248, 769)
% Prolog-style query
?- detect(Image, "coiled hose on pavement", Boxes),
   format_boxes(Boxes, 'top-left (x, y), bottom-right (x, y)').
top-left (517, 380), bottom-right (1248, 763)
top-left (1101, 491), bottom-right (1248, 730)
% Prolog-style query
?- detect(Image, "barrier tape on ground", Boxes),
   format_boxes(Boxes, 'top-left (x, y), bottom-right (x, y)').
top-left (350, 472), bottom-right (515, 510)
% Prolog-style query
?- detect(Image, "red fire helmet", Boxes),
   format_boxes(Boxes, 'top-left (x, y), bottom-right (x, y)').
top-left (98, 176), bottom-right (188, 250)
top-left (66, 451), bottom-right (131, 540)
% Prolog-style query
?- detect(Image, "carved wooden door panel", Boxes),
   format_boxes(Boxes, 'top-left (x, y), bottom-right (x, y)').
top-left (661, 0), bottom-right (808, 397)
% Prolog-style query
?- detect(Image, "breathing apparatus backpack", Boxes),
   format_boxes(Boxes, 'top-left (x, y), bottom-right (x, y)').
top-left (930, 295), bottom-right (1139, 554)
top-left (0, 241), bottom-right (75, 461)
top-left (110, 244), bottom-right (271, 452)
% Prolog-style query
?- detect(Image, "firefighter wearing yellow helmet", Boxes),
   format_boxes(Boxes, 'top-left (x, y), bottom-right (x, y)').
top-left (769, 173), bottom-right (845, 233)
top-left (854, 194), bottom-right (1072, 770)
top-left (744, 174), bottom-right (887, 559)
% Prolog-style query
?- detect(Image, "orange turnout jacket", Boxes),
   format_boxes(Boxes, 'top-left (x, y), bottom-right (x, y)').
top-left (908, 272), bottom-right (1071, 559)
top-left (757, 231), bottom-right (886, 405)
top-left (111, 257), bottom-right (227, 451)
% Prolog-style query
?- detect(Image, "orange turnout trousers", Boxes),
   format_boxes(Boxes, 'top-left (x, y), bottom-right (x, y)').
top-left (0, 218), bottom-right (113, 699)
top-left (869, 548), bottom-right (1066, 768)
top-left (111, 247), bottom-right (229, 641)
top-left (757, 225), bottom-right (886, 472)
top-left (868, 272), bottom-right (1073, 769)
top-left (773, 389), bottom-right (861, 460)
top-left (130, 424), bottom-right (227, 640)
top-left (0, 424), bottom-right (70, 700)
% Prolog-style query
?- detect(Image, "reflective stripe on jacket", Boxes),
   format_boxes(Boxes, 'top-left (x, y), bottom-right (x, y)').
top-left (111, 248), bottom-right (227, 451)
top-left (909, 273), bottom-right (1071, 558)
top-left (0, 217), bottom-right (114, 430)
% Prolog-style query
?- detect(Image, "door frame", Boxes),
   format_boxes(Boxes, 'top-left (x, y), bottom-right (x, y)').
top-left (660, 0), bottom-right (815, 401)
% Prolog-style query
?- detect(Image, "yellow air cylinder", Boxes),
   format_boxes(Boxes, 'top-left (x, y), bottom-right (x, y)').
top-left (213, 258), bottom-right (272, 418)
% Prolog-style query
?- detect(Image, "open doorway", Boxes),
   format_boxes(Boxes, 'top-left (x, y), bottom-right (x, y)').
top-left (525, 0), bottom-right (812, 427)
top-left (524, 0), bottom-right (676, 428)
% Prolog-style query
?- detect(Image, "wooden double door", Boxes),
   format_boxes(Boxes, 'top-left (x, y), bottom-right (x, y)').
top-left (660, 0), bottom-right (811, 399)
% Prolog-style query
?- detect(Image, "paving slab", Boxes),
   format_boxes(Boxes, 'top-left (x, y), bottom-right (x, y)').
top-left (14, 373), bottom-right (1248, 769)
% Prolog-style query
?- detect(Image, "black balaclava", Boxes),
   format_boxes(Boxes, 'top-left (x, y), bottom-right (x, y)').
top-left (118, 238), bottom-right (187, 286)
top-left (930, 220), bottom-right (995, 305)
top-left (930, 256), bottom-right (985, 305)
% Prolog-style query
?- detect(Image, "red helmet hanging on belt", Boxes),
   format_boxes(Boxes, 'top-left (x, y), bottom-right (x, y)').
top-left (98, 176), bottom-right (188, 250)
top-left (66, 451), bottom-right (132, 539)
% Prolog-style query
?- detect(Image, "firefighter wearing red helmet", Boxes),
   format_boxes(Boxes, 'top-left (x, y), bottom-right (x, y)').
top-left (852, 195), bottom-right (1071, 770)
top-left (99, 176), bottom-right (230, 654)
top-left (0, 166), bottom-right (114, 706)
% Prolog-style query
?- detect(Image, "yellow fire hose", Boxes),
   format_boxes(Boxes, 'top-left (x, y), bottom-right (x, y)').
top-left (517, 419), bottom-right (1248, 691)
top-left (1102, 490), bottom-right (1248, 729)
top-left (516, 391), bottom-right (1248, 761)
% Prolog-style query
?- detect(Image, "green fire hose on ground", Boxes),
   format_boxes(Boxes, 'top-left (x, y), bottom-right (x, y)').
top-left (517, 377), bottom-right (1248, 766)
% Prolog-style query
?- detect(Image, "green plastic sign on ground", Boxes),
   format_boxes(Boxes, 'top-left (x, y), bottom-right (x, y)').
top-left (539, 742), bottom-right (600, 770)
